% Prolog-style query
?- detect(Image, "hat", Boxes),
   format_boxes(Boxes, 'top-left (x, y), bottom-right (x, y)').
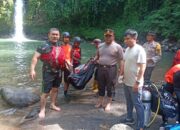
top-left (92, 39), bottom-right (101, 45)
top-left (147, 31), bottom-right (156, 36)
top-left (104, 29), bottom-right (114, 36)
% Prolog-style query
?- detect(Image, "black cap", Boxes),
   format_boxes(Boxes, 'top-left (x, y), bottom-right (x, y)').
top-left (104, 29), bottom-right (114, 36)
top-left (147, 31), bottom-right (156, 36)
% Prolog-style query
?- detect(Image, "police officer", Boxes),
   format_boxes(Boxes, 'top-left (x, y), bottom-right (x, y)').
top-left (143, 31), bottom-right (162, 83)
top-left (95, 29), bottom-right (124, 111)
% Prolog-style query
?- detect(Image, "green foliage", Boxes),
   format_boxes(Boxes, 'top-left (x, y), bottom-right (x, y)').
top-left (0, 0), bottom-right (14, 35)
top-left (0, 0), bottom-right (179, 40)
top-left (140, 0), bottom-right (180, 38)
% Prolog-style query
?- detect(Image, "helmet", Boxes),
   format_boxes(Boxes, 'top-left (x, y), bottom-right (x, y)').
top-left (62, 32), bottom-right (70, 38)
top-left (73, 37), bottom-right (81, 43)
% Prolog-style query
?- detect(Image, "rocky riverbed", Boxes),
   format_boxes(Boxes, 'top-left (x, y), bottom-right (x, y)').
top-left (0, 80), bottom-right (177, 130)
top-left (0, 41), bottom-right (178, 130)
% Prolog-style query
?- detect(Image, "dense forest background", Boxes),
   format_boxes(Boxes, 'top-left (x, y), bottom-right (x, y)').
top-left (0, 0), bottom-right (179, 40)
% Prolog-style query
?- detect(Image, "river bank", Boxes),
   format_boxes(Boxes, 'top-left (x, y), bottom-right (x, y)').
top-left (0, 80), bottom-right (177, 130)
top-left (0, 39), bottom-right (177, 130)
top-left (0, 57), bottom-right (176, 130)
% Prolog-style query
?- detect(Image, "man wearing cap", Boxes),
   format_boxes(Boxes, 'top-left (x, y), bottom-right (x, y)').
top-left (143, 31), bottom-right (162, 84)
top-left (95, 29), bottom-right (124, 111)
top-left (91, 39), bottom-right (101, 92)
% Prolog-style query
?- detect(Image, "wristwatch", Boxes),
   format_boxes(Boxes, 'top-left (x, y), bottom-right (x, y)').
top-left (136, 80), bottom-right (140, 85)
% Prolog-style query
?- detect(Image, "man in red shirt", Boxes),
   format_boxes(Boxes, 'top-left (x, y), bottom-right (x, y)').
top-left (72, 37), bottom-right (81, 69)
top-left (30, 28), bottom-right (62, 118)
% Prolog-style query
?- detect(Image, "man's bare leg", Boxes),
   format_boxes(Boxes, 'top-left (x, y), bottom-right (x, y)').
top-left (39, 93), bottom-right (49, 118)
top-left (50, 87), bottom-right (61, 111)
top-left (105, 97), bottom-right (112, 111)
top-left (95, 96), bottom-right (104, 108)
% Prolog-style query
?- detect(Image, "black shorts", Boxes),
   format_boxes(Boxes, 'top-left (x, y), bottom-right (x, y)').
top-left (42, 70), bottom-right (62, 93)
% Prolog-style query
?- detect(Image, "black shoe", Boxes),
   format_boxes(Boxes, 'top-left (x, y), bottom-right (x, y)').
top-left (64, 94), bottom-right (71, 102)
top-left (122, 118), bottom-right (135, 125)
top-left (64, 94), bottom-right (71, 98)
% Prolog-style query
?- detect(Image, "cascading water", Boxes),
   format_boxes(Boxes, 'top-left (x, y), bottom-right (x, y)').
top-left (13, 0), bottom-right (27, 43)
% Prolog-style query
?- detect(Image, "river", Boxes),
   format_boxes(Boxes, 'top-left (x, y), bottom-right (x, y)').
top-left (0, 40), bottom-right (95, 87)
top-left (0, 40), bottom-right (174, 109)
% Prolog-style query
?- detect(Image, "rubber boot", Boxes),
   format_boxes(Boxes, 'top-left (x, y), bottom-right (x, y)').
top-left (91, 80), bottom-right (98, 92)
top-left (91, 80), bottom-right (96, 90)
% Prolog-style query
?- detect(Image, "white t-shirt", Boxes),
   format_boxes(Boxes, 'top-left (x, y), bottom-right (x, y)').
top-left (123, 44), bottom-right (146, 87)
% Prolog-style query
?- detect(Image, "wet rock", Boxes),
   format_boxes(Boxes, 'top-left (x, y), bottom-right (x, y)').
top-left (24, 107), bottom-right (40, 119)
top-left (19, 107), bottom-right (40, 125)
top-left (1, 87), bottom-right (40, 108)
top-left (110, 124), bottom-right (134, 130)
top-left (0, 108), bottom-right (16, 116)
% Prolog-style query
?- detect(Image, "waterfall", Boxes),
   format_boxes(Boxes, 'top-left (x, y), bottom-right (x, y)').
top-left (13, 0), bottom-right (26, 43)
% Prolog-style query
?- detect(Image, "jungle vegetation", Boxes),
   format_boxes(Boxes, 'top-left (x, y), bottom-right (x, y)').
top-left (0, 0), bottom-right (179, 40)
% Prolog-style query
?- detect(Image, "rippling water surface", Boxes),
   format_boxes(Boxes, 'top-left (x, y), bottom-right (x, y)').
top-left (0, 40), bottom-right (175, 110)
top-left (0, 40), bottom-right (95, 88)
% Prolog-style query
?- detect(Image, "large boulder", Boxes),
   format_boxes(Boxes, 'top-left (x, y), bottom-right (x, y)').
top-left (1, 87), bottom-right (40, 108)
top-left (110, 124), bottom-right (134, 130)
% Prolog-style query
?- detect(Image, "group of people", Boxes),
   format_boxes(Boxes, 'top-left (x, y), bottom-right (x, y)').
top-left (93, 29), bottom-right (162, 130)
top-left (30, 27), bottom-right (179, 130)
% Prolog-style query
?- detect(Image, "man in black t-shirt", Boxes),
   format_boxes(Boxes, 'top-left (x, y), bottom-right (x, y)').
top-left (30, 28), bottom-right (62, 118)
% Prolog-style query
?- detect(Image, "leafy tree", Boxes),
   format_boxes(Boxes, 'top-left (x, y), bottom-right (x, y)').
top-left (0, 0), bottom-right (14, 35)
top-left (0, 0), bottom-right (179, 40)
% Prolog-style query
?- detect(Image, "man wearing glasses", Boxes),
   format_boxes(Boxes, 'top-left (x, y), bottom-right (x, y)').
top-left (95, 29), bottom-right (124, 111)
